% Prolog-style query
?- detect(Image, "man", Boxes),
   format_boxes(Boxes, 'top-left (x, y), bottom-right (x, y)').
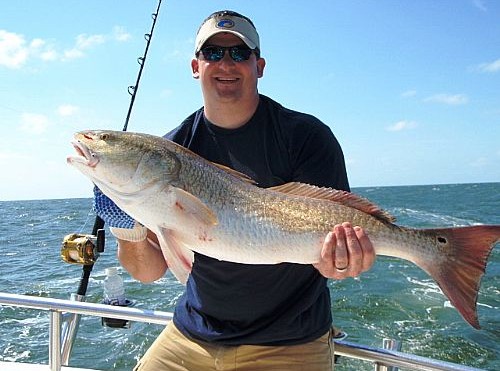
top-left (95, 10), bottom-right (375, 370)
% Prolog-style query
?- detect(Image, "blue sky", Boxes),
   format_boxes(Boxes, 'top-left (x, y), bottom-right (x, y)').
top-left (1, 0), bottom-right (499, 201)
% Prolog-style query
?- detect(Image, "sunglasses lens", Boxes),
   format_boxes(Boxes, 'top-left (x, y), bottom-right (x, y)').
top-left (230, 47), bottom-right (252, 62)
top-left (200, 46), bottom-right (253, 62)
top-left (201, 46), bottom-right (224, 61)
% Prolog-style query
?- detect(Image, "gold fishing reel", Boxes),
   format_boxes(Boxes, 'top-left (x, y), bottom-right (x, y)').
top-left (61, 230), bottom-right (105, 265)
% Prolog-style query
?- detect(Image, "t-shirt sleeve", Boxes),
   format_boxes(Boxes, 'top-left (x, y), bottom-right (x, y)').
top-left (290, 119), bottom-right (350, 192)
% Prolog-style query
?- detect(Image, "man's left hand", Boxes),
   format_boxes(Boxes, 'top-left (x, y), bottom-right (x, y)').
top-left (313, 222), bottom-right (375, 279)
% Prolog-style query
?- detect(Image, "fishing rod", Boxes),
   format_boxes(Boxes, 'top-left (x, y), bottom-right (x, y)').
top-left (123, 0), bottom-right (163, 132)
top-left (60, 0), bottom-right (164, 361)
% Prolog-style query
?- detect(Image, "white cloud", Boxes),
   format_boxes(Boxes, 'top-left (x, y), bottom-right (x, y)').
top-left (75, 33), bottom-right (105, 50)
top-left (1, 26), bottom-right (131, 67)
top-left (63, 33), bottom-right (106, 61)
top-left (63, 48), bottom-right (84, 60)
top-left (401, 90), bottom-right (417, 98)
top-left (386, 120), bottom-right (417, 132)
top-left (424, 94), bottom-right (468, 105)
top-left (0, 30), bottom-right (29, 68)
top-left (57, 104), bottom-right (79, 117)
top-left (20, 113), bottom-right (50, 134)
top-left (113, 26), bottom-right (131, 42)
top-left (30, 38), bottom-right (58, 62)
top-left (40, 49), bottom-right (58, 61)
top-left (0, 30), bottom-right (61, 68)
top-left (476, 58), bottom-right (500, 73)
top-left (30, 38), bottom-right (45, 48)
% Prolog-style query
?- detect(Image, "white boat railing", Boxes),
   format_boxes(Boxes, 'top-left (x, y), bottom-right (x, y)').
top-left (0, 292), bottom-right (485, 371)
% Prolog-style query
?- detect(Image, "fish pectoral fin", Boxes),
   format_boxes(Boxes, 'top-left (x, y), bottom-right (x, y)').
top-left (172, 188), bottom-right (218, 227)
top-left (156, 228), bottom-right (194, 285)
top-left (269, 182), bottom-right (396, 223)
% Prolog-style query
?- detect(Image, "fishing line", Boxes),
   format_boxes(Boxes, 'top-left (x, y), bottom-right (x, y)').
top-left (77, 207), bottom-right (97, 234)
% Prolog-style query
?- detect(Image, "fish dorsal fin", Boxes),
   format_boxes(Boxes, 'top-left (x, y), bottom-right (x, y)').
top-left (269, 182), bottom-right (396, 223)
top-left (211, 162), bottom-right (257, 185)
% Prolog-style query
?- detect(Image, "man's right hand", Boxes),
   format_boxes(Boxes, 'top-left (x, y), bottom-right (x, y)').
top-left (93, 186), bottom-right (147, 242)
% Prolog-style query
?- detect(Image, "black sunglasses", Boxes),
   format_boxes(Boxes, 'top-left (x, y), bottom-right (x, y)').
top-left (197, 45), bottom-right (256, 62)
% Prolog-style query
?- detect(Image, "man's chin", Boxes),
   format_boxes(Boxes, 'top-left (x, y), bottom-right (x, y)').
top-left (215, 90), bottom-right (242, 102)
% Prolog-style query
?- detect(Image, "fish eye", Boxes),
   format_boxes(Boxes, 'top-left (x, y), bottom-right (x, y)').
top-left (437, 236), bottom-right (447, 244)
top-left (100, 133), bottom-right (109, 141)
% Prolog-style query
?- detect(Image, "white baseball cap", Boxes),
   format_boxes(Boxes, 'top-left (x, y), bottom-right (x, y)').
top-left (195, 10), bottom-right (260, 54)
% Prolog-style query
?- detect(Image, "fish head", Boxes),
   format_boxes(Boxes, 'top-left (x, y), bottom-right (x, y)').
top-left (67, 130), bottom-right (181, 197)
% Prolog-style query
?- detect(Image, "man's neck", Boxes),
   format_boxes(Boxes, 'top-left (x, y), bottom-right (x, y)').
top-left (204, 93), bottom-right (260, 129)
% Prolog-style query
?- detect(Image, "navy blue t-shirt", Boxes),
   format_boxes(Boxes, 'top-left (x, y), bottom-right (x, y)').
top-left (165, 95), bottom-right (350, 346)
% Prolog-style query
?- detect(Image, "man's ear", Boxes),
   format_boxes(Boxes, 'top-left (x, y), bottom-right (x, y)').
top-left (191, 58), bottom-right (200, 79)
top-left (256, 58), bottom-right (266, 78)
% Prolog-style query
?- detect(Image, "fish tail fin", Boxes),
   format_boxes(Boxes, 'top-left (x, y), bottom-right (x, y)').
top-left (424, 225), bottom-right (499, 329)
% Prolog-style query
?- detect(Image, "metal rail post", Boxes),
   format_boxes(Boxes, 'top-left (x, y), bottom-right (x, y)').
top-left (61, 293), bottom-right (85, 366)
top-left (49, 310), bottom-right (62, 371)
top-left (375, 338), bottom-right (403, 371)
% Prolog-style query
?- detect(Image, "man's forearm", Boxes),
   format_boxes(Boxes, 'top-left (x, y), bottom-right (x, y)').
top-left (117, 230), bottom-right (168, 283)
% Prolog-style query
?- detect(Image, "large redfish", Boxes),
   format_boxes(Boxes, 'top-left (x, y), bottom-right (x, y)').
top-left (67, 130), bottom-right (499, 329)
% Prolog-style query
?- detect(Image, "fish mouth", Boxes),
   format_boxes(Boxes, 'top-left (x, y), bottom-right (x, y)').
top-left (67, 140), bottom-right (99, 168)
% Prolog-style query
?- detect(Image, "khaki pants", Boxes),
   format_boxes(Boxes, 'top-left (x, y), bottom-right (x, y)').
top-left (134, 321), bottom-right (335, 371)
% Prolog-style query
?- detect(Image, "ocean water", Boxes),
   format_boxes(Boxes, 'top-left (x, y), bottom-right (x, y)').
top-left (0, 183), bottom-right (499, 370)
